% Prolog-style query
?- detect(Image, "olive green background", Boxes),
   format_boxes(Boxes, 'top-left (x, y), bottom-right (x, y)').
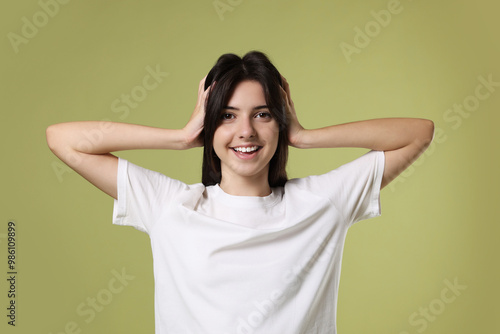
top-left (1, 0), bottom-right (498, 333)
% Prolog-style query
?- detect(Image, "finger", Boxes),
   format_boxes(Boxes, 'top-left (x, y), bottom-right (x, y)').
top-left (199, 81), bottom-right (215, 108)
top-left (284, 80), bottom-right (291, 96)
top-left (279, 76), bottom-right (291, 96)
top-left (280, 74), bottom-right (290, 89)
top-left (280, 74), bottom-right (287, 85)
top-left (203, 81), bottom-right (216, 98)
top-left (207, 80), bottom-right (216, 93)
top-left (199, 75), bottom-right (209, 94)
top-left (280, 85), bottom-right (290, 103)
top-left (279, 86), bottom-right (287, 102)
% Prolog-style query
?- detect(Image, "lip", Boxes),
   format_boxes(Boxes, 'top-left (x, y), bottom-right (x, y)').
top-left (230, 144), bottom-right (261, 148)
top-left (230, 145), bottom-right (262, 160)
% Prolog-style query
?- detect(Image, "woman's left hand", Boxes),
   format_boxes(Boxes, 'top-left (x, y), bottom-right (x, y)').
top-left (280, 75), bottom-right (305, 148)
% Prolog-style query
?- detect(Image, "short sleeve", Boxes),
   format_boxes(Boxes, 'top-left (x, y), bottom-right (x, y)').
top-left (296, 150), bottom-right (385, 226)
top-left (112, 158), bottom-right (186, 234)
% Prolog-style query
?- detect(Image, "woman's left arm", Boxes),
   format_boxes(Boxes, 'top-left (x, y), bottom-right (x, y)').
top-left (281, 76), bottom-right (435, 190)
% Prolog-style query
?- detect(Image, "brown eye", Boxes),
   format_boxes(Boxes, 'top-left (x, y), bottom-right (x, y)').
top-left (256, 112), bottom-right (272, 119)
top-left (221, 113), bottom-right (234, 120)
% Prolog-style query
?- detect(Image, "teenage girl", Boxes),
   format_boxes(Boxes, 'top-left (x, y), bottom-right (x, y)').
top-left (47, 51), bottom-right (434, 334)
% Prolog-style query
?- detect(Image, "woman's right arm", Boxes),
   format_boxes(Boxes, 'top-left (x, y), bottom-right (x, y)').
top-left (46, 77), bottom-right (211, 200)
top-left (46, 123), bottom-right (191, 199)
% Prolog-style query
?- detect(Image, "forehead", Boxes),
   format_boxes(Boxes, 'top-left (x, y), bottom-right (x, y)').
top-left (226, 80), bottom-right (266, 107)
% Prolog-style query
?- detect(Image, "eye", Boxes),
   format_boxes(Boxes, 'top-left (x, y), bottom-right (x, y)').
top-left (221, 113), bottom-right (235, 120)
top-left (255, 112), bottom-right (272, 119)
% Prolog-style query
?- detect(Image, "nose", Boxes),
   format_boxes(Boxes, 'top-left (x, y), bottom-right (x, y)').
top-left (237, 116), bottom-right (256, 139)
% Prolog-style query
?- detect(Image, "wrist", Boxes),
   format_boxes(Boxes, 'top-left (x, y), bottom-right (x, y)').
top-left (289, 128), bottom-right (308, 149)
top-left (180, 127), bottom-right (202, 150)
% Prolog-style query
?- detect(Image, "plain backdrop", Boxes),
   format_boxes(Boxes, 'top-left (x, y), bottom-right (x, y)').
top-left (1, 0), bottom-right (499, 333)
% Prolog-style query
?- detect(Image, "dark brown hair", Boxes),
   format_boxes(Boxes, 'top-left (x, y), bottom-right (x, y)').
top-left (201, 51), bottom-right (288, 187)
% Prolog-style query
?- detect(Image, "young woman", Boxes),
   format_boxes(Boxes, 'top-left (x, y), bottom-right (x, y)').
top-left (46, 51), bottom-right (434, 334)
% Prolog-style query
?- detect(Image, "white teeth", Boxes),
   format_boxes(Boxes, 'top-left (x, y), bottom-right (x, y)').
top-left (233, 146), bottom-right (259, 153)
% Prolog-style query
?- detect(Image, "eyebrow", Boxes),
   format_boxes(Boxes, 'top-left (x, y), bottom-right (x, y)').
top-left (223, 105), bottom-right (269, 111)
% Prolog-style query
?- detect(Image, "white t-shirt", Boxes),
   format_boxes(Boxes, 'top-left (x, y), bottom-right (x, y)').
top-left (113, 150), bottom-right (385, 334)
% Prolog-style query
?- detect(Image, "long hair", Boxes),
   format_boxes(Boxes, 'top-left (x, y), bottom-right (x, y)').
top-left (201, 51), bottom-right (288, 187)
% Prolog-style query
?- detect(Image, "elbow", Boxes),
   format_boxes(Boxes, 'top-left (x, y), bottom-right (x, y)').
top-left (423, 119), bottom-right (435, 144)
top-left (46, 124), bottom-right (56, 151)
top-left (46, 123), bottom-right (64, 154)
top-left (415, 118), bottom-right (435, 149)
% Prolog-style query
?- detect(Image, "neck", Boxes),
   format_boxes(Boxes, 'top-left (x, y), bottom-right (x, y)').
top-left (219, 173), bottom-right (271, 197)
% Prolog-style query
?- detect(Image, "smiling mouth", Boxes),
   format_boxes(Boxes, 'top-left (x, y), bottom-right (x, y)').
top-left (231, 146), bottom-right (262, 153)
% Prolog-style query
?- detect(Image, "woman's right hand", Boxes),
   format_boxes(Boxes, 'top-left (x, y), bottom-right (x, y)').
top-left (183, 76), bottom-right (214, 148)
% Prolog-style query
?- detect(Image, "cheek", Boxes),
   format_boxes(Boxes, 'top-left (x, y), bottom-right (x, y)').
top-left (268, 123), bottom-right (280, 145)
top-left (212, 127), bottom-right (230, 153)
top-left (261, 125), bottom-right (280, 157)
